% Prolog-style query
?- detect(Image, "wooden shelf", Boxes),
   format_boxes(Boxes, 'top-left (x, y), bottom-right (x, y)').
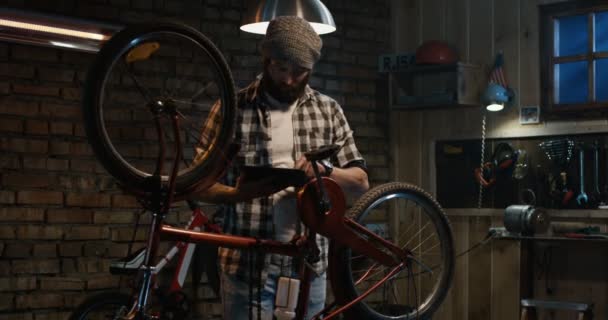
top-left (492, 231), bottom-right (608, 243)
top-left (388, 62), bottom-right (485, 109)
top-left (445, 208), bottom-right (608, 219)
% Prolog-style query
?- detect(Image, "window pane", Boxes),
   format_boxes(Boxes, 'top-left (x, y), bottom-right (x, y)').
top-left (596, 11), bottom-right (608, 52)
top-left (554, 61), bottom-right (588, 104)
top-left (554, 14), bottom-right (588, 56)
top-left (597, 59), bottom-right (608, 102)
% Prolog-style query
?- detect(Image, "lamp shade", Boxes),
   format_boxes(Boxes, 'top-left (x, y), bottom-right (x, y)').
top-left (0, 7), bottom-right (121, 52)
top-left (483, 83), bottom-right (511, 112)
top-left (241, 0), bottom-right (336, 35)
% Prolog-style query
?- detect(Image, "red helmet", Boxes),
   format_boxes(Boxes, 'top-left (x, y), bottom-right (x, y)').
top-left (415, 41), bottom-right (458, 64)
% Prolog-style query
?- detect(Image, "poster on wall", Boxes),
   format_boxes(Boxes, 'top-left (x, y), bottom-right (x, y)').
top-left (519, 105), bottom-right (540, 124)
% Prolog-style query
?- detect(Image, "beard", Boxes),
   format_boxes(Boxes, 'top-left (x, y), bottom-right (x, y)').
top-left (260, 68), bottom-right (309, 104)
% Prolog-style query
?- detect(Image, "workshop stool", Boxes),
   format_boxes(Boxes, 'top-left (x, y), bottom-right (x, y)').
top-left (520, 299), bottom-right (594, 320)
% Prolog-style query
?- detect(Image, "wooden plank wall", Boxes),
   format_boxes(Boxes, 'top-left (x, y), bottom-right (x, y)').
top-left (389, 0), bottom-right (608, 319)
top-left (428, 212), bottom-right (520, 320)
top-left (434, 211), bottom-right (608, 320)
top-left (389, 0), bottom-right (608, 190)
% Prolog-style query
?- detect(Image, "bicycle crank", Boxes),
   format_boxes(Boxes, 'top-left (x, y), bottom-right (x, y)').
top-left (161, 291), bottom-right (191, 320)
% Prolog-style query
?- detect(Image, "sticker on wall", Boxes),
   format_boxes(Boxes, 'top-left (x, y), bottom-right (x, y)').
top-left (519, 105), bottom-right (540, 125)
top-left (378, 53), bottom-right (415, 72)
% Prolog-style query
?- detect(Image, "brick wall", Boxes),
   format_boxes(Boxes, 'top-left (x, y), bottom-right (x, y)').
top-left (0, 0), bottom-right (391, 318)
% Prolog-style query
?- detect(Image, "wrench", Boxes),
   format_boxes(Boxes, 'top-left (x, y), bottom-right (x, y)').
top-left (577, 146), bottom-right (589, 206)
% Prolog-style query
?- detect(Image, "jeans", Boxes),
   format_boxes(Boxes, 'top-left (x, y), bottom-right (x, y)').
top-left (221, 270), bottom-right (327, 320)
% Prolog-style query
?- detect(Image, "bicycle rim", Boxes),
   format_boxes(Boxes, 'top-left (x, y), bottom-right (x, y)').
top-left (83, 22), bottom-right (236, 196)
top-left (331, 182), bottom-right (454, 320)
top-left (69, 291), bottom-right (132, 320)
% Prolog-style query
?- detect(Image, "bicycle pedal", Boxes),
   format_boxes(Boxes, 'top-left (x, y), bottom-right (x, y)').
top-left (110, 247), bottom-right (146, 275)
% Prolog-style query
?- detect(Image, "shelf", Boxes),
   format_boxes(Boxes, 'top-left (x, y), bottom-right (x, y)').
top-left (389, 62), bottom-right (485, 109)
top-left (445, 208), bottom-right (608, 219)
top-left (390, 63), bottom-right (462, 74)
top-left (493, 233), bottom-right (608, 243)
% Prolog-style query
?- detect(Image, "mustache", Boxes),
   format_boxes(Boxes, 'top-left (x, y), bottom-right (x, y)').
top-left (261, 70), bottom-right (309, 104)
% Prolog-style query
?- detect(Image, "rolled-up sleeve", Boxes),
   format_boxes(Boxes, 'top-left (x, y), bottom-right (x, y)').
top-left (330, 101), bottom-right (366, 170)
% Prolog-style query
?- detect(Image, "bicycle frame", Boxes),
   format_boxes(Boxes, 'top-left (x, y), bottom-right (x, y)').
top-left (160, 213), bottom-right (407, 320)
top-left (125, 106), bottom-right (411, 320)
top-left (153, 204), bottom-right (221, 293)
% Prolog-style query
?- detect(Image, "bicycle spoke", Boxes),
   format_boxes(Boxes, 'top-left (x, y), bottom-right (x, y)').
top-left (401, 220), bottom-right (432, 250)
top-left (171, 99), bottom-right (215, 109)
top-left (189, 80), bottom-right (216, 101)
top-left (355, 262), bottom-right (380, 285)
top-left (358, 272), bottom-right (421, 283)
top-left (166, 61), bottom-right (213, 103)
top-left (391, 280), bottom-right (400, 306)
top-left (354, 263), bottom-right (394, 286)
top-left (350, 254), bottom-right (365, 261)
top-left (397, 221), bottom-right (417, 244)
top-left (121, 60), bottom-right (154, 104)
top-left (165, 57), bottom-right (186, 99)
top-left (419, 242), bottom-right (440, 256)
top-left (394, 200), bottom-right (416, 241)
top-left (409, 232), bottom-right (437, 253)
top-left (182, 122), bottom-right (211, 149)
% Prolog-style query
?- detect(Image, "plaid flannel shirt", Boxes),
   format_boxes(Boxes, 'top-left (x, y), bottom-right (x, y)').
top-left (199, 78), bottom-right (365, 281)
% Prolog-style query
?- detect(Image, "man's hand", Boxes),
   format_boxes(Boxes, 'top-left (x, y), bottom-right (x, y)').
top-left (294, 155), bottom-right (325, 178)
top-left (294, 156), bottom-right (369, 196)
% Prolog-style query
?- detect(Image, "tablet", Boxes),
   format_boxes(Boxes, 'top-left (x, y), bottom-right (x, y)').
top-left (240, 166), bottom-right (308, 188)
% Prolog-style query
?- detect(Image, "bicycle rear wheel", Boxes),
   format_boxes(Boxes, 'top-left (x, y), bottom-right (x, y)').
top-left (83, 22), bottom-right (236, 196)
top-left (69, 291), bottom-right (131, 320)
top-left (329, 182), bottom-right (454, 320)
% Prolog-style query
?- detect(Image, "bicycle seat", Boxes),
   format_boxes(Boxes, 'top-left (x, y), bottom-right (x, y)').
top-left (109, 247), bottom-right (146, 275)
top-left (304, 144), bottom-right (340, 161)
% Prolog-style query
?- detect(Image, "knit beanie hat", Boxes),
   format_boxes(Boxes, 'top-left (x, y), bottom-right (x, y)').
top-left (261, 16), bottom-right (322, 69)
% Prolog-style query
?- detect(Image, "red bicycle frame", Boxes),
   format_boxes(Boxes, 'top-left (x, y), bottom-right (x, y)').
top-left (159, 178), bottom-right (409, 320)
top-left (126, 107), bottom-right (410, 320)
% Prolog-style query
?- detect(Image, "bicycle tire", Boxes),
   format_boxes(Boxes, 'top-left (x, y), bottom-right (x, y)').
top-left (329, 182), bottom-right (454, 320)
top-left (69, 291), bottom-right (132, 320)
top-left (83, 21), bottom-right (236, 196)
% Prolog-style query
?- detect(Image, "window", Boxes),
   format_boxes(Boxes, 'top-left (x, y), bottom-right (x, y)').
top-left (540, 1), bottom-right (608, 114)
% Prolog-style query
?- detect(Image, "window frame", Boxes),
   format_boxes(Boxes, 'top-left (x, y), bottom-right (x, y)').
top-left (540, 0), bottom-right (608, 116)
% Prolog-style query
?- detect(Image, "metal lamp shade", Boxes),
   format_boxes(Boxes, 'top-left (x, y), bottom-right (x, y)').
top-left (484, 83), bottom-right (510, 112)
top-left (0, 7), bottom-right (121, 52)
top-left (240, 0), bottom-right (336, 35)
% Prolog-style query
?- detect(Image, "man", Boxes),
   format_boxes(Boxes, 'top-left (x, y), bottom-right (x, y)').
top-left (195, 16), bottom-right (369, 319)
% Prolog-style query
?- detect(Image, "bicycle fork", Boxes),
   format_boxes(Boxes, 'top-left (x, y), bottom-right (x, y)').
top-left (299, 169), bottom-right (413, 319)
top-left (126, 106), bottom-right (183, 319)
top-left (122, 211), bottom-right (164, 320)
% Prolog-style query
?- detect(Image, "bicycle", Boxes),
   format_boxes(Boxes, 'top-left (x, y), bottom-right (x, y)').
top-left (69, 21), bottom-right (455, 320)
top-left (73, 198), bottom-right (223, 319)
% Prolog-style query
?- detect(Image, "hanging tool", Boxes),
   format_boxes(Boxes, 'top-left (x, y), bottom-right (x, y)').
top-left (576, 144), bottom-right (589, 206)
top-left (593, 141), bottom-right (606, 208)
top-left (513, 149), bottom-right (529, 180)
top-left (559, 172), bottom-right (574, 206)
top-left (539, 139), bottom-right (575, 207)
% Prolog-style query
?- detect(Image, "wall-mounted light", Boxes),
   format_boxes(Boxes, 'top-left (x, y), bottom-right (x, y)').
top-left (240, 0), bottom-right (336, 35)
top-left (0, 7), bottom-right (121, 52)
top-left (483, 83), bottom-right (512, 112)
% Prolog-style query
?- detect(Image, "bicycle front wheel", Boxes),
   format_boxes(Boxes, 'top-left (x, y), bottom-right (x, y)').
top-left (83, 22), bottom-right (236, 196)
top-left (69, 291), bottom-right (132, 320)
top-left (329, 182), bottom-right (454, 320)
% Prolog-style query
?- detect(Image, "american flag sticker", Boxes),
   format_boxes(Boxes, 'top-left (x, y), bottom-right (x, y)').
top-left (489, 52), bottom-right (508, 88)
